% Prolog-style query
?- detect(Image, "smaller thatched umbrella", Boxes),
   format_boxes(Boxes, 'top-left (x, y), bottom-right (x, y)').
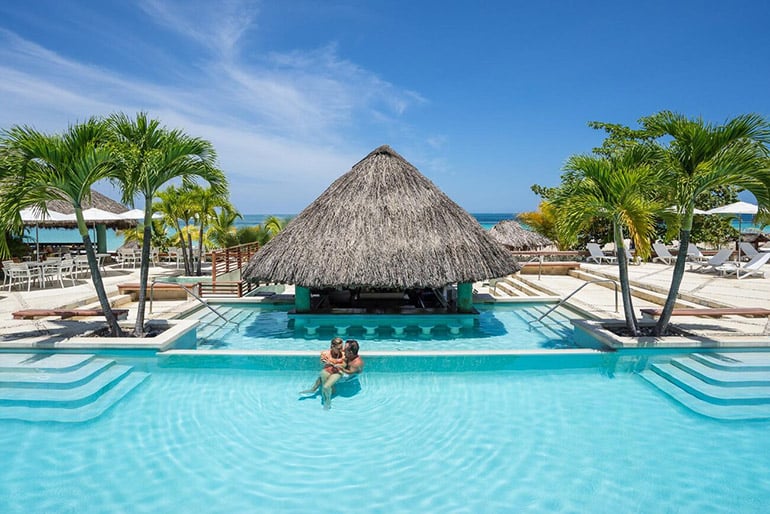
top-left (489, 220), bottom-right (552, 250)
top-left (41, 190), bottom-right (136, 252)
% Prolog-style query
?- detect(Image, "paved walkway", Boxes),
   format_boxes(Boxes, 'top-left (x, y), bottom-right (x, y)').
top-left (511, 262), bottom-right (770, 337)
top-left (1, 260), bottom-right (769, 346)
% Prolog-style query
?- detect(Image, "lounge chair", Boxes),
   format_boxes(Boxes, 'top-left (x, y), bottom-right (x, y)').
top-left (652, 243), bottom-right (676, 265)
top-left (739, 242), bottom-right (759, 261)
top-left (689, 248), bottom-right (733, 273)
top-left (715, 251), bottom-right (770, 279)
top-left (686, 243), bottom-right (708, 263)
top-left (586, 243), bottom-right (617, 264)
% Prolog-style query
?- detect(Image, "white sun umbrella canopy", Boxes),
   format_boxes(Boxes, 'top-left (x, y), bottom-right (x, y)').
top-left (120, 208), bottom-right (163, 220)
top-left (706, 201), bottom-right (759, 261)
top-left (665, 205), bottom-right (709, 215)
top-left (19, 207), bottom-right (71, 260)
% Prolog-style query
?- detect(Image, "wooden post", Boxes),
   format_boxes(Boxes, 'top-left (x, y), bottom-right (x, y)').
top-left (457, 282), bottom-right (473, 312)
top-left (96, 224), bottom-right (107, 254)
top-left (295, 285), bottom-right (311, 312)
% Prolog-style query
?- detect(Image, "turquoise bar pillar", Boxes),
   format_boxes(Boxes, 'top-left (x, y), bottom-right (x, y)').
top-left (295, 286), bottom-right (311, 312)
top-left (96, 224), bottom-right (107, 253)
top-left (457, 282), bottom-right (473, 312)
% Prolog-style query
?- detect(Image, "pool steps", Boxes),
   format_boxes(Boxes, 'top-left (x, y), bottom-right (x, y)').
top-left (0, 353), bottom-right (148, 422)
top-left (640, 352), bottom-right (770, 420)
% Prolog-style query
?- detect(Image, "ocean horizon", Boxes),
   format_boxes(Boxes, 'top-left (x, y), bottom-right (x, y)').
top-left (27, 213), bottom-right (518, 252)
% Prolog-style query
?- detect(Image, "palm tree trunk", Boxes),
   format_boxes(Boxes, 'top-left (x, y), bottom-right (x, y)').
top-left (77, 220), bottom-right (122, 337)
top-left (187, 230), bottom-right (195, 275)
top-left (196, 223), bottom-right (205, 276)
top-left (655, 229), bottom-right (690, 336)
top-left (133, 212), bottom-right (153, 336)
top-left (614, 223), bottom-right (638, 336)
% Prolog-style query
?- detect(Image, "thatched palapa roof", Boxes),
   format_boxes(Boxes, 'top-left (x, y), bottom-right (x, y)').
top-left (489, 220), bottom-right (552, 250)
top-left (242, 145), bottom-right (520, 289)
top-left (26, 190), bottom-right (136, 229)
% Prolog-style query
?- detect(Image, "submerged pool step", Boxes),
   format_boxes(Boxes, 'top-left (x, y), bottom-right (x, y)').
top-left (0, 353), bottom-right (95, 373)
top-left (0, 353), bottom-right (151, 423)
top-left (0, 371), bottom-right (149, 423)
top-left (640, 352), bottom-right (770, 420)
top-left (640, 369), bottom-right (770, 421)
top-left (0, 358), bottom-right (115, 389)
top-left (691, 352), bottom-right (770, 373)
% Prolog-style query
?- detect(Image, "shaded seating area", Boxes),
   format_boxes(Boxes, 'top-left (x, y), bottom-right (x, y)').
top-left (310, 287), bottom-right (455, 314)
top-left (12, 308), bottom-right (129, 320)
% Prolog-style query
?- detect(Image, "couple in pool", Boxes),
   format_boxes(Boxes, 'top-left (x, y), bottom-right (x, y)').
top-left (300, 337), bottom-right (364, 409)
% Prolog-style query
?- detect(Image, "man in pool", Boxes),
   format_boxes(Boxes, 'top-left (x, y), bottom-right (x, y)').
top-left (321, 340), bottom-right (364, 410)
top-left (299, 337), bottom-right (345, 395)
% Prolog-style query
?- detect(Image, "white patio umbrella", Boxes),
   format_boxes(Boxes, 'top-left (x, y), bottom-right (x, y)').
top-left (705, 201), bottom-right (759, 261)
top-left (120, 208), bottom-right (163, 220)
top-left (19, 207), bottom-right (71, 260)
top-left (665, 205), bottom-right (709, 215)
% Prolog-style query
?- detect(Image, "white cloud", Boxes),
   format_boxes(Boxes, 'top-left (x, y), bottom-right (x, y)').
top-left (0, 4), bottom-right (429, 212)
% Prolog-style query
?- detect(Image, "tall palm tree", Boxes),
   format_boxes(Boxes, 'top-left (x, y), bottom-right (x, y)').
top-left (641, 112), bottom-right (770, 336)
top-left (109, 112), bottom-right (226, 335)
top-left (553, 146), bottom-right (662, 335)
top-left (155, 185), bottom-right (198, 275)
top-left (0, 119), bottom-right (124, 335)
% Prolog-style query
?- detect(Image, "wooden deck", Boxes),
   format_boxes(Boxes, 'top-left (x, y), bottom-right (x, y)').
top-left (12, 308), bottom-right (129, 320)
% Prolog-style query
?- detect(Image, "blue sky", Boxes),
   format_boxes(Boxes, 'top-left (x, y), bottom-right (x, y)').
top-left (1, 1), bottom-right (769, 214)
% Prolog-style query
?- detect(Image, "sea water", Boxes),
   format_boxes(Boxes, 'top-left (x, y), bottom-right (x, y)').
top-left (26, 213), bottom-right (515, 252)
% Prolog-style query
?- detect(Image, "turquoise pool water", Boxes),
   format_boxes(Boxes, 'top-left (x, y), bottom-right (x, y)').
top-left (1, 353), bottom-right (769, 513)
top-left (193, 303), bottom-right (578, 351)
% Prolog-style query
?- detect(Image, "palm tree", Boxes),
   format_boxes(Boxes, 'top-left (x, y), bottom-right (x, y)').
top-left (187, 184), bottom-right (232, 275)
top-left (641, 112), bottom-right (770, 336)
top-left (108, 112), bottom-right (226, 335)
top-left (207, 205), bottom-right (242, 249)
top-left (0, 119), bottom-right (124, 335)
top-left (553, 146), bottom-right (662, 335)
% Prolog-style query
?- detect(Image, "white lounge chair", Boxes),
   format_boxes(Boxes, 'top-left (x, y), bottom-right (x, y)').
top-left (586, 243), bottom-right (617, 264)
top-left (739, 242), bottom-right (759, 261)
top-left (716, 252), bottom-right (770, 279)
top-left (652, 243), bottom-right (676, 265)
top-left (686, 243), bottom-right (708, 263)
top-left (690, 248), bottom-right (733, 273)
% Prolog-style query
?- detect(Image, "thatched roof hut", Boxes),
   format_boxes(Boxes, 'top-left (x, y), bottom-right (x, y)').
top-left (36, 190), bottom-right (136, 229)
top-left (489, 220), bottom-right (552, 250)
top-left (243, 145), bottom-right (520, 289)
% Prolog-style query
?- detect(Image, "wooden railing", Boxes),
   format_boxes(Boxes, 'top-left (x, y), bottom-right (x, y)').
top-left (209, 242), bottom-right (259, 281)
top-left (201, 242), bottom-right (260, 298)
top-left (199, 280), bottom-right (258, 297)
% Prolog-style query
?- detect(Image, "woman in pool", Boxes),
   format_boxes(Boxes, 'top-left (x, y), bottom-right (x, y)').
top-left (299, 337), bottom-right (345, 395)
top-left (321, 340), bottom-right (364, 410)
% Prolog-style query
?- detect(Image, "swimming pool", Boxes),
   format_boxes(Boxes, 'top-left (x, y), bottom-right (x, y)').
top-left (192, 303), bottom-right (579, 351)
top-left (1, 352), bottom-right (768, 513)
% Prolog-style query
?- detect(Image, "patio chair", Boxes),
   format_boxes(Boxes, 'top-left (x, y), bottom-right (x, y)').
top-left (4, 261), bottom-right (35, 291)
top-left (586, 243), bottom-right (617, 264)
top-left (739, 242), bottom-right (759, 261)
top-left (652, 243), bottom-right (676, 265)
top-left (715, 251), bottom-right (770, 279)
top-left (686, 243), bottom-right (708, 263)
top-left (689, 248), bottom-right (733, 273)
top-left (115, 247), bottom-right (139, 268)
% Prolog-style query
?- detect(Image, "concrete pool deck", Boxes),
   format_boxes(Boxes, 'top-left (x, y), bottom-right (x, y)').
top-left (1, 260), bottom-right (769, 349)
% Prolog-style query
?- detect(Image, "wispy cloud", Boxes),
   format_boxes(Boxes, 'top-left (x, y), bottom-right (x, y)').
top-left (0, 1), bottom-right (431, 211)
